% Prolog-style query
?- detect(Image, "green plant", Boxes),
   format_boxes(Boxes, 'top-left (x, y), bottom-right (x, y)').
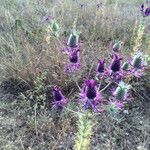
top-left (21, 71), bottom-right (47, 109)
top-left (74, 111), bottom-right (94, 150)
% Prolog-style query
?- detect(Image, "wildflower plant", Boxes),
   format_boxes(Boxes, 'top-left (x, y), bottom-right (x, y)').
top-left (67, 31), bottom-right (79, 49)
top-left (64, 30), bottom-right (80, 54)
top-left (113, 81), bottom-right (131, 101)
top-left (140, 4), bottom-right (150, 17)
top-left (52, 86), bottom-right (68, 109)
top-left (96, 59), bottom-right (105, 75)
top-left (74, 111), bottom-right (93, 150)
top-left (107, 101), bottom-right (124, 114)
top-left (112, 41), bottom-right (122, 52)
top-left (79, 80), bottom-right (101, 112)
top-left (110, 54), bottom-right (123, 73)
top-left (50, 20), bottom-right (60, 37)
top-left (122, 62), bottom-right (129, 71)
top-left (65, 49), bottom-right (81, 74)
top-left (21, 71), bottom-right (47, 109)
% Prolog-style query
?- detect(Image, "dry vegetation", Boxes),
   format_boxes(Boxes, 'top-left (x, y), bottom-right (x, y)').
top-left (0, 0), bottom-right (150, 150)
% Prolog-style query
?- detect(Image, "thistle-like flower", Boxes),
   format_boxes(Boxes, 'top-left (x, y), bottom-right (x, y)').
top-left (85, 80), bottom-right (97, 99)
top-left (97, 59), bottom-right (105, 74)
top-left (65, 50), bottom-right (80, 74)
top-left (110, 54), bottom-right (123, 73)
top-left (67, 31), bottom-right (79, 48)
top-left (50, 20), bottom-right (59, 37)
top-left (52, 87), bottom-right (67, 109)
top-left (107, 100), bottom-right (124, 114)
top-left (122, 62), bottom-right (129, 71)
top-left (80, 79), bottom-right (101, 111)
top-left (112, 42), bottom-right (122, 52)
top-left (132, 52), bottom-right (143, 68)
top-left (113, 81), bottom-right (130, 101)
top-left (69, 49), bottom-right (79, 64)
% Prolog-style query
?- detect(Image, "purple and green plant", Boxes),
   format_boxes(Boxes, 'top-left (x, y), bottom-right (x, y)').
top-left (113, 81), bottom-right (131, 101)
top-left (65, 49), bottom-right (81, 74)
top-left (112, 41), bottom-right (122, 52)
top-left (52, 86), bottom-right (68, 109)
top-left (80, 79), bottom-right (101, 112)
top-left (96, 59), bottom-right (105, 74)
top-left (110, 54), bottom-right (123, 73)
top-left (140, 4), bottom-right (150, 17)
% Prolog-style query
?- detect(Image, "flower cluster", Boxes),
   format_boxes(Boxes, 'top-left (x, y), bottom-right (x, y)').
top-left (140, 4), bottom-right (150, 17)
top-left (51, 48), bottom-right (149, 112)
top-left (43, 14), bottom-right (150, 113)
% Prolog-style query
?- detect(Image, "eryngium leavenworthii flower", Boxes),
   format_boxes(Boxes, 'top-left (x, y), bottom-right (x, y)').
top-left (107, 101), bottom-right (124, 114)
top-left (112, 42), bottom-right (122, 52)
top-left (114, 81), bottom-right (130, 100)
top-left (110, 54), bottom-right (123, 72)
top-left (69, 50), bottom-right (79, 64)
top-left (65, 50), bottom-right (80, 74)
top-left (144, 7), bottom-right (150, 17)
top-left (50, 20), bottom-right (59, 37)
top-left (97, 59), bottom-right (105, 74)
top-left (85, 80), bottom-right (97, 99)
top-left (122, 62), bottom-right (129, 71)
top-left (141, 4), bottom-right (150, 17)
top-left (52, 87), bottom-right (67, 109)
top-left (67, 31), bottom-right (79, 48)
top-left (132, 52), bottom-right (143, 68)
top-left (80, 80), bottom-right (101, 111)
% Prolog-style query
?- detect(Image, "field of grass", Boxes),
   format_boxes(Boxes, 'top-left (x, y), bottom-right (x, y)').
top-left (0, 0), bottom-right (150, 150)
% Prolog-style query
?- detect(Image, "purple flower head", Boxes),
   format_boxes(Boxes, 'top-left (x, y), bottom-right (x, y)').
top-left (80, 79), bottom-right (101, 112)
top-left (85, 79), bottom-right (97, 99)
top-left (140, 4), bottom-right (144, 12)
top-left (43, 15), bottom-right (51, 23)
top-left (52, 87), bottom-right (67, 109)
top-left (97, 59), bottom-right (105, 73)
top-left (144, 7), bottom-right (150, 17)
top-left (141, 4), bottom-right (150, 17)
top-left (69, 49), bottom-right (79, 64)
top-left (53, 87), bottom-right (63, 101)
top-left (80, 4), bottom-right (84, 9)
top-left (65, 49), bottom-right (80, 74)
top-left (110, 54), bottom-right (123, 72)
